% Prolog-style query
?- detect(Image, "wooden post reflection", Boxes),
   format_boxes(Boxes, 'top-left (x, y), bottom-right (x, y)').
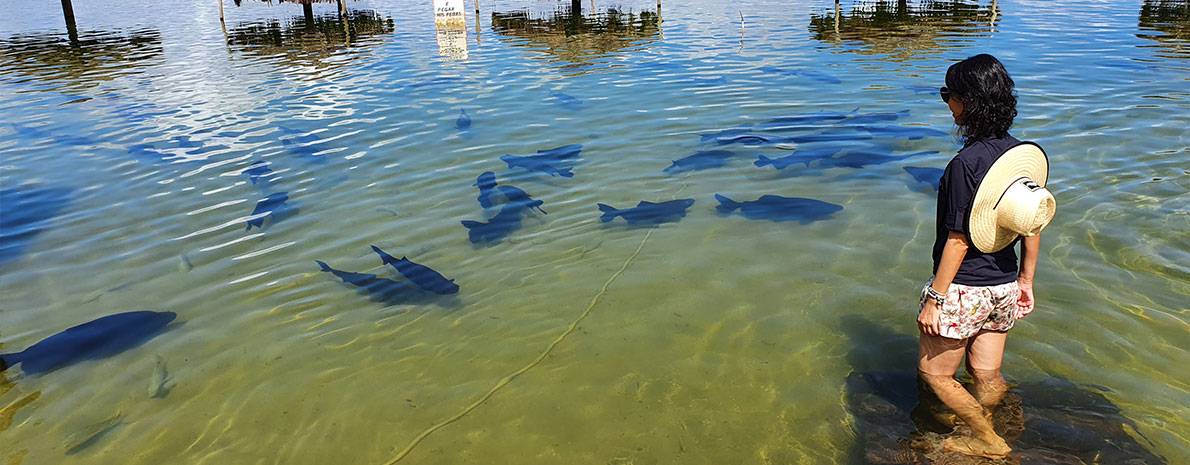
top-left (60, 0), bottom-right (79, 42)
top-left (834, 0), bottom-right (840, 35)
top-left (990, 0), bottom-right (998, 28)
top-left (303, 2), bottom-right (315, 25)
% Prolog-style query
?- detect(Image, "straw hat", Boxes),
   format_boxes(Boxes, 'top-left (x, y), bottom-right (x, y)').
top-left (969, 142), bottom-right (1057, 253)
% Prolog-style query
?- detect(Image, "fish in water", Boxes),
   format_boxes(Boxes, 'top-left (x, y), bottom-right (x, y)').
top-left (903, 166), bottom-right (943, 191)
top-left (0, 311), bottom-right (177, 374)
top-left (472, 172), bottom-right (547, 213)
top-left (278, 126), bottom-right (329, 163)
top-left (699, 126), bottom-right (756, 144)
top-left (714, 194), bottom-right (843, 224)
top-left (548, 91), bottom-right (583, 107)
top-left (495, 184), bottom-right (546, 214)
top-left (245, 192), bottom-right (290, 231)
top-left (534, 144), bottom-right (583, 162)
top-left (370, 246), bottom-right (460, 295)
top-left (315, 260), bottom-right (419, 305)
top-left (178, 254), bottom-right (193, 273)
top-left (456, 109), bottom-right (471, 130)
top-left (754, 147), bottom-right (841, 170)
top-left (462, 203), bottom-right (532, 243)
top-left (854, 125), bottom-right (948, 140)
top-left (814, 150), bottom-right (936, 169)
top-left (0, 186), bottom-right (73, 265)
top-left (841, 109), bottom-right (910, 125)
top-left (712, 133), bottom-right (791, 146)
top-left (243, 160), bottom-right (273, 185)
top-left (473, 172), bottom-right (498, 208)
top-left (500, 154), bottom-right (574, 177)
top-left (64, 411), bottom-right (124, 455)
top-left (597, 199), bottom-right (696, 226)
top-left (663, 150), bottom-right (736, 173)
top-left (148, 354), bottom-right (168, 398)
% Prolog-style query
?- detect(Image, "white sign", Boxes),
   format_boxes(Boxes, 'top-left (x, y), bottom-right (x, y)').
top-left (433, 0), bottom-right (468, 59)
top-left (433, 0), bottom-right (466, 25)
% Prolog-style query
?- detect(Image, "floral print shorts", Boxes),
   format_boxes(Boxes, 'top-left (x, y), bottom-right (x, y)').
top-left (919, 278), bottom-right (1020, 340)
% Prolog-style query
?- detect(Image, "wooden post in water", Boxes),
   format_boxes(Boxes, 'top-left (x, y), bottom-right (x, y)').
top-left (834, 0), bottom-right (840, 34)
top-left (338, 0), bottom-right (347, 16)
top-left (219, 0), bottom-right (225, 22)
top-left (60, 0), bottom-right (79, 42)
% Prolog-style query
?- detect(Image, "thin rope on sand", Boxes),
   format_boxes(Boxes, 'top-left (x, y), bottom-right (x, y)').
top-left (382, 204), bottom-right (671, 464)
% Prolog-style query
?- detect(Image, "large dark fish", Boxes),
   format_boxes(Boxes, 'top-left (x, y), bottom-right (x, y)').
top-left (0, 187), bottom-right (72, 265)
top-left (500, 154), bottom-right (574, 177)
top-left (472, 172), bottom-right (547, 213)
top-left (245, 192), bottom-right (290, 231)
top-left (841, 110), bottom-right (910, 125)
top-left (0, 311), bottom-right (177, 374)
top-left (456, 109), bottom-right (471, 130)
top-left (496, 185), bottom-right (546, 214)
top-left (714, 194), bottom-right (842, 224)
top-left (370, 246), bottom-right (459, 295)
top-left (754, 147), bottom-right (841, 169)
top-left (699, 126), bottom-right (756, 144)
top-left (548, 91), bottom-right (583, 108)
top-left (315, 261), bottom-right (419, 305)
top-left (473, 172), bottom-right (498, 208)
top-left (534, 144), bottom-right (583, 162)
top-left (814, 150), bottom-right (936, 169)
top-left (903, 166), bottom-right (944, 191)
top-left (663, 150), bottom-right (736, 173)
top-left (243, 160), bottom-right (273, 185)
top-left (712, 133), bottom-right (791, 146)
top-left (597, 199), bottom-right (696, 226)
top-left (461, 204), bottom-right (529, 243)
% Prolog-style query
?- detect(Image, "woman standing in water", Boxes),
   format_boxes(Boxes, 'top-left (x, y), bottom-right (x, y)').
top-left (917, 53), bottom-right (1056, 459)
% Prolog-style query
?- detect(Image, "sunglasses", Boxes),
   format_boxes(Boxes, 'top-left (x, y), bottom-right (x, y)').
top-left (940, 87), bottom-right (951, 103)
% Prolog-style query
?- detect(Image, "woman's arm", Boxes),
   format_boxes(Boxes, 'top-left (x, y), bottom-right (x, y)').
top-left (1016, 233), bottom-right (1040, 318)
top-left (919, 231), bottom-right (968, 336)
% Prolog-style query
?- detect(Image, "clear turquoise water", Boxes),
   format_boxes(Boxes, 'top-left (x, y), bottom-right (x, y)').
top-left (0, 0), bottom-right (1187, 464)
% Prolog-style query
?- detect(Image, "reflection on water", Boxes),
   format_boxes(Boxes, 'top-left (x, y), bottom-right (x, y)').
top-left (0, 29), bottom-right (162, 93)
top-left (809, 1), bottom-right (997, 62)
top-left (491, 7), bottom-right (660, 72)
top-left (1138, 0), bottom-right (1190, 60)
top-left (226, 10), bottom-right (393, 63)
top-left (840, 317), bottom-right (1167, 464)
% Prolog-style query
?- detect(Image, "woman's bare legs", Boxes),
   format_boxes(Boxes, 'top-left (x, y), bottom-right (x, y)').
top-left (966, 329), bottom-right (1009, 416)
top-left (918, 332), bottom-right (1011, 459)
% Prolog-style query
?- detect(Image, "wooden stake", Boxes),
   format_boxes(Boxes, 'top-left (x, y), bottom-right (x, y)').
top-left (60, 0), bottom-right (78, 42)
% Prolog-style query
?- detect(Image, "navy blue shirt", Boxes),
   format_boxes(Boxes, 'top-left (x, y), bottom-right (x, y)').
top-left (932, 133), bottom-right (1021, 286)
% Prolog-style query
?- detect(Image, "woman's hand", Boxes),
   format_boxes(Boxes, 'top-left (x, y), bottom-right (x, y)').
top-left (1016, 280), bottom-right (1035, 319)
top-left (918, 298), bottom-right (942, 336)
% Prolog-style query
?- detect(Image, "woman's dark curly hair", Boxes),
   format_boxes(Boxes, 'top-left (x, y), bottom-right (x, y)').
top-left (945, 54), bottom-right (1017, 140)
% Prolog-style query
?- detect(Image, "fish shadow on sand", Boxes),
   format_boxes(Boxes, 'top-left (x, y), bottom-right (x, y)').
top-left (838, 315), bottom-right (1166, 465)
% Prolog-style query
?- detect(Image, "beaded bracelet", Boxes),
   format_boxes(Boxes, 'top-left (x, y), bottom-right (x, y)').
top-left (926, 287), bottom-right (947, 306)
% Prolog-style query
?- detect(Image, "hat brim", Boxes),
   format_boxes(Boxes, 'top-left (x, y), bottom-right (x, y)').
top-left (969, 142), bottom-right (1050, 253)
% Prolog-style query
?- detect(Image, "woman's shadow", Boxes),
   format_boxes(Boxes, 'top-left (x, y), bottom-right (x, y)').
top-left (837, 315), bottom-right (1165, 465)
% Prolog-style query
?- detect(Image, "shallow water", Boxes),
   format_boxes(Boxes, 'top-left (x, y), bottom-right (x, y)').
top-left (0, 0), bottom-right (1187, 463)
